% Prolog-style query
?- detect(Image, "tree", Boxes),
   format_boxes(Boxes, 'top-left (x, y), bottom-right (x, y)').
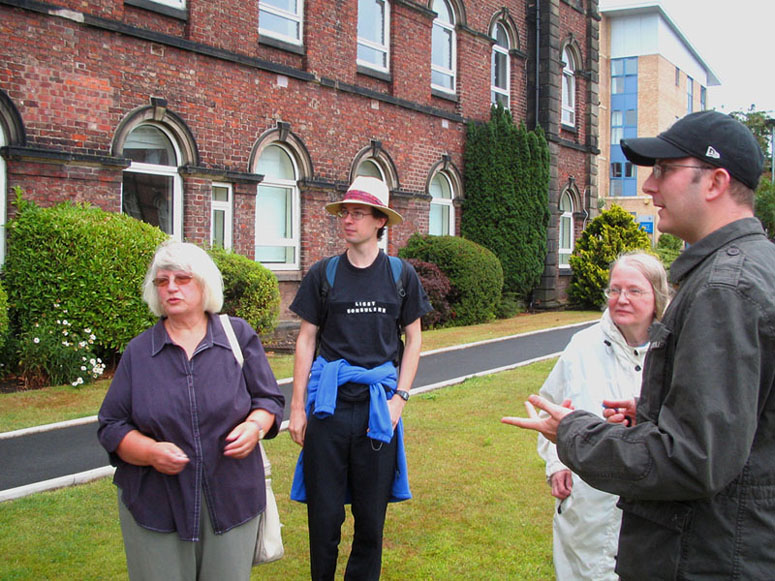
top-left (568, 205), bottom-right (652, 309)
top-left (462, 104), bottom-right (550, 302)
top-left (730, 107), bottom-right (772, 173)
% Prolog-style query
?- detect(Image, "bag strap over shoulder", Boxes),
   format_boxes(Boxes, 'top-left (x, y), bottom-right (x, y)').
top-left (219, 313), bottom-right (244, 368)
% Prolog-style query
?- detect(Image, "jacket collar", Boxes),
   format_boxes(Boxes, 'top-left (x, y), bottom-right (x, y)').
top-left (149, 312), bottom-right (231, 357)
top-left (669, 217), bottom-right (765, 285)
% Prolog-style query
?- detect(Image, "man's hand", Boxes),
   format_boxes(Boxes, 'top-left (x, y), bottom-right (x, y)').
top-left (501, 395), bottom-right (574, 443)
top-left (289, 407), bottom-right (308, 447)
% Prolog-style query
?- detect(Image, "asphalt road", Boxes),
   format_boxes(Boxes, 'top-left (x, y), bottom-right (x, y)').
top-left (0, 322), bottom-right (592, 495)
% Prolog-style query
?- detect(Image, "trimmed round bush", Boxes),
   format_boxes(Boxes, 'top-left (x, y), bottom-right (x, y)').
top-left (4, 198), bottom-right (167, 356)
top-left (406, 258), bottom-right (453, 329)
top-left (209, 247), bottom-right (280, 336)
top-left (568, 205), bottom-right (652, 310)
top-left (400, 234), bottom-right (503, 326)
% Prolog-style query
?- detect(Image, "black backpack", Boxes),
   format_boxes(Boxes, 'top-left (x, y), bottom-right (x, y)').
top-left (317, 254), bottom-right (409, 365)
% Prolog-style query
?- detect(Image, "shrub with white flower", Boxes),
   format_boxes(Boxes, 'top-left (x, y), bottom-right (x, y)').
top-left (18, 304), bottom-right (106, 388)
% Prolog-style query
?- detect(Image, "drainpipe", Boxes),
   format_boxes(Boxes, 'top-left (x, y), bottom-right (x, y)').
top-left (535, 1), bottom-right (540, 128)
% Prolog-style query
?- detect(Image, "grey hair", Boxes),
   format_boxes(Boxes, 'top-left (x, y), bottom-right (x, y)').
top-left (142, 240), bottom-right (224, 317)
top-left (609, 251), bottom-right (671, 320)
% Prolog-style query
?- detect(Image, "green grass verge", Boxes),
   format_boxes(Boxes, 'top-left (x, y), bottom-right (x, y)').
top-left (0, 312), bottom-right (597, 433)
top-left (0, 360), bottom-right (558, 580)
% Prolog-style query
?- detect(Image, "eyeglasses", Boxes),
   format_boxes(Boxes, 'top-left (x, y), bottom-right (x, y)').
top-left (651, 163), bottom-right (714, 180)
top-left (336, 209), bottom-right (373, 221)
top-left (153, 273), bottom-right (194, 287)
top-left (604, 287), bottom-right (652, 300)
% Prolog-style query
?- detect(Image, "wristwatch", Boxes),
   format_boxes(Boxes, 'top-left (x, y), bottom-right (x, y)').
top-left (395, 389), bottom-right (410, 401)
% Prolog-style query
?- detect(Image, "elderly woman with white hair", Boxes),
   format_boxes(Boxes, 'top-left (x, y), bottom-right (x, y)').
top-left (534, 251), bottom-right (670, 581)
top-left (98, 241), bottom-right (284, 580)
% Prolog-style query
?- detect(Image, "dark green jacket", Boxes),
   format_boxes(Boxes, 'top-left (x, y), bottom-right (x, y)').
top-left (558, 218), bottom-right (775, 580)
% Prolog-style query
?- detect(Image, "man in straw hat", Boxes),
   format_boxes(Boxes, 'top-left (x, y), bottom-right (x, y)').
top-left (503, 110), bottom-right (775, 578)
top-left (289, 176), bottom-right (431, 580)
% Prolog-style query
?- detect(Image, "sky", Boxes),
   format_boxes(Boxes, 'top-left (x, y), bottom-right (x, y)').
top-left (600, 0), bottom-right (775, 115)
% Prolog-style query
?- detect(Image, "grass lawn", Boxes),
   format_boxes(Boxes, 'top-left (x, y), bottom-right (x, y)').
top-left (0, 311), bottom-right (597, 433)
top-left (0, 360), bottom-right (558, 580)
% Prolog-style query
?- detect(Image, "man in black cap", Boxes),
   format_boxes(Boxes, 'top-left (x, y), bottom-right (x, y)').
top-left (504, 110), bottom-right (775, 578)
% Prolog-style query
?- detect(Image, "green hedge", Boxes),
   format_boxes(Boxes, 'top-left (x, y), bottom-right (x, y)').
top-left (568, 205), bottom-right (652, 309)
top-left (399, 234), bottom-right (503, 326)
top-left (208, 247), bottom-right (280, 336)
top-left (4, 197), bottom-right (167, 354)
top-left (462, 105), bottom-right (550, 301)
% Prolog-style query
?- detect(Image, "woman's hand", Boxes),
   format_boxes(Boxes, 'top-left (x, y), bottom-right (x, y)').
top-left (224, 410), bottom-right (273, 459)
top-left (550, 469), bottom-right (573, 500)
top-left (603, 398), bottom-right (637, 426)
top-left (149, 442), bottom-right (190, 475)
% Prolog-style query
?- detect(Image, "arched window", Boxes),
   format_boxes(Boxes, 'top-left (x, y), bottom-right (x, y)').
top-left (431, 0), bottom-right (456, 94)
top-left (358, 0), bottom-right (390, 73)
top-left (561, 47), bottom-right (576, 127)
top-left (491, 21), bottom-right (510, 108)
top-left (559, 191), bottom-right (574, 268)
top-left (121, 123), bottom-right (183, 239)
top-left (255, 144), bottom-right (300, 269)
top-left (429, 172), bottom-right (455, 236)
top-left (355, 158), bottom-right (386, 180)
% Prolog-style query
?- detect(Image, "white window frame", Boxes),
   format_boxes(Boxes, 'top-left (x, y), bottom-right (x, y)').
top-left (357, 0), bottom-right (390, 73)
top-left (255, 144), bottom-right (300, 270)
top-left (259, 0), bottom-right (304, 46)
top-left (210, 182), bottom-right (233, 251)
top-left (121, 123), bottom-right (184, 240)
top-left (431, 0), bottom-right (456, 95)
top-left (561, 47), bottom-right (576, 127)
top-left (148, 0), bottom-right (185, 9)
top-left (559, 192), bottom-right (573, 268)
top-left (429, 171), bottom-right (455, 236)
top-left (491, 22), bottom-right (510, 108)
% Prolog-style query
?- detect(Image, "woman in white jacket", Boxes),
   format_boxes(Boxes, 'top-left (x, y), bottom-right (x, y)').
top-left (537, 252), bottom-right (670, 581)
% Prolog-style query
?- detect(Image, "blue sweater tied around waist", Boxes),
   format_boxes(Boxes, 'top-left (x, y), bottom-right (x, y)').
top-left (290, 356), bottom-right (411, 503)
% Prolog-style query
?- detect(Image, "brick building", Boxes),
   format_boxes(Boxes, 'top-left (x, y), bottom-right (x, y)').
top-left (0, 0), bottom-right (599, 317)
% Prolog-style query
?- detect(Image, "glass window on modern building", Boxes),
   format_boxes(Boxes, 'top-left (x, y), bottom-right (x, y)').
top-left (561, 47), bottom-right (576, 127)
top-left (687, 76), bottom-right (694, 113)
top-left (121, 123), bottom-right (183, 239)
top-left (559, 191), bottom-right (573, 268)
top-left (211, 183), bottom-right (233, 250)
top-left (357, 0), bottom-right (390, 73)
top-left (259, 0), bottom-right (304, 46)
top-left (431, 0), bottom-right (456, 95)
top-left (609, 57), bottom-right (638, 196)
top-left (491, 21), bottom-right (510, 108)
top-left (255, 144), bottom-right (300, 269)
top-left (429, 171), bottom-right (455, 236)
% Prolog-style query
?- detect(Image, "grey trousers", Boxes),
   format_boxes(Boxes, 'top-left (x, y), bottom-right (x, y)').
top-left (118, 491), bottom-right (259, 581)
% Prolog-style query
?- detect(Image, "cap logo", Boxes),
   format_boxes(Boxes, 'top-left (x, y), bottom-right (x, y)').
top-left (705, 146), bottom-right (721, 159)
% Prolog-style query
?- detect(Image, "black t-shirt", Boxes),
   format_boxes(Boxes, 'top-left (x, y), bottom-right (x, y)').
top-left (290, 251), bottom-right (432, 369)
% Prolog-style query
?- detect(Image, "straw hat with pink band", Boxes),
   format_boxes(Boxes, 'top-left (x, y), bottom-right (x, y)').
top-left (325, 176), bottom-right (404, 227)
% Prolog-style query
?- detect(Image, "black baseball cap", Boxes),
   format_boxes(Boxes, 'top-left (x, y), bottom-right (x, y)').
top-left (620, 110), bottom-right (764, 190)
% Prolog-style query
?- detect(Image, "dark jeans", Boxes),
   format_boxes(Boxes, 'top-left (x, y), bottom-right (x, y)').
top-left (304, 395), bottom-right (397, 581)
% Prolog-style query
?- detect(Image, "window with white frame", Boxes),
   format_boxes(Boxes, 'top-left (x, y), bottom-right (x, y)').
top-left (491, 21), bottom-right (510, 108)
top-left (211, 183), bottom-right (233, 250)
top-left (147, 0), bottom-right (185, 9)
top-left (561, 47), bottom-right (576, 127)
top-left (121, 123), bottom-right (183, 239)
top-left (429, 172), bottom-right (455, 236)
top-left (259, 0), bottom-right (304, 45)
top-left (559, 191), bottom-right (573, 268)
top-left (431, 0), bottom-right (456, 94)
top-left (255, 144), bottom-right (300, 269)
top-left (358, 0), bottom-right (390, 72)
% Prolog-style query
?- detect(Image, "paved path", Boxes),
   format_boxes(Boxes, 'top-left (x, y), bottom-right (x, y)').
top-left (0, 321), bottom-right (593, 501)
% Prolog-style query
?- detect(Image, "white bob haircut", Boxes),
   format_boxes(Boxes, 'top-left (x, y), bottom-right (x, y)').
top-left (142, 241), bottom-right (224, 317)
top-left (609, 251), bottom-right (671, 320)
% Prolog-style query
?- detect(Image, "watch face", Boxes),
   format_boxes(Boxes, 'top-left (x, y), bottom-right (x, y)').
top-left (397, 390), bottom-right (409, 401)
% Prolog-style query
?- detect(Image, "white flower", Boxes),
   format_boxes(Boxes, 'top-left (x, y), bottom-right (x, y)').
top-left (62, 320), bottom-right (69, 326)
top-left (33, 337), bottom-right (40, 344)
top-left (62, 330), bottom-right (69, 336)
top-left (84, 328), bottom-right (92, 334)
top-left (89, 334), bottom-right (96, 341)
top-left (79, 341), bottom-right (87, 348)
top-left (71, 380), bottom-right (78, 386)
top-left (62, 341), bottom-right (70, 347)
top-left (80, 366), bottom-right (87, 371)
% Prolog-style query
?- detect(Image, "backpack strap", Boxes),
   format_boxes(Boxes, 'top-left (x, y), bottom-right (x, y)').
top-left (219, 313), bottom-right (243, 368)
